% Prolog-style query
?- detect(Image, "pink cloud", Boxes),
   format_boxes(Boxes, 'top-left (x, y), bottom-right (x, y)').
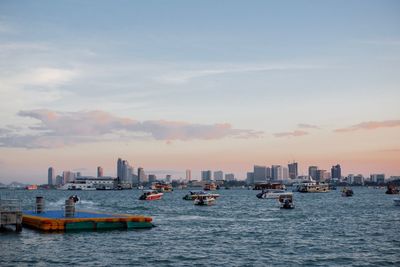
top-left (273, 130), bottom-right (309, 138)
top-left (335, 120), bottom-right (400, 132)
top-left (0, 109), bottom-right (263, 148)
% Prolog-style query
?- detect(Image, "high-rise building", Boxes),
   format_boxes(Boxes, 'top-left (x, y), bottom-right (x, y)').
top-left (308, 166), bottom-right (318, 180)
top-left (117, 158), bottom-right (133, 184)
top-left (55, 175), bottom-right (63, 185)
top-left (48, 167), bottom-right (54, 185)
top-left (97, 166), bottom-right (103, 178)
top-left (253, 165), bottom-right (267, 183)
top-left (214, 171), bottom-right (224, 181)
top-left (316, 169), bottom-right (326, 182)
top-left (63, 171), bottom-right (75, 183)
top-left (331, 164), bottom-right (341, 180)
top-left (370, 174), bottom-right (385, 184)
top-left (138, 167), bottom-right (146, 184)
top-left (185, 169), bottom-right (191, 181)
top-left (201, 170), bottom-right (212, 181)
top-left (271, 165), bottom-right (281, 180)
top-left (246, 172), bottom-right (254, 184)
top-left (117, 158), bottom-right (122, 180)
top-left (165, 174), bottom-right (172, 183)
top-left (288, 162), bottom-right (298, 179)
top-left (225, 173), bottom-right (235, 181)
top-left (148, 174), bottom-right (157, 183)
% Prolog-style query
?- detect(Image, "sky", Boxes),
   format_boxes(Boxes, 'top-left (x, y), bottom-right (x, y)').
top-left (0, 0), bottom-right (400, 183)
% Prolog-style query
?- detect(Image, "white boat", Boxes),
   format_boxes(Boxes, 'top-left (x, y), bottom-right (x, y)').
top-left (194, 195), bottom-right (215, 206)
top-left (257, 189), bottom-right (287, 199)
top-left (60, 183), bottom-right (96, 190)
top-left (278, 193), bottom-right (295, 209)
top-left (394, 198), bottom-right (400, 206)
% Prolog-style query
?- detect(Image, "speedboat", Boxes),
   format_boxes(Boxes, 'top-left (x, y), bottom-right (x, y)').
top-left (278, 193), bottom-right (294, 209)
top-left (341, 187), bottom-right (354, 197)
top-left (394, 198), bottom-right (400, 206)
top-left (139, 190), bottom-right (163, 200)
top-left (256, 189), bottom-right (286, 199)
top-left (183, 191), bottom-right (220, 200)
top-left (194, 195), bottom-right (215, 206)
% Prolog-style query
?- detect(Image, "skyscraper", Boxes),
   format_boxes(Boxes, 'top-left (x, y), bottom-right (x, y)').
top-left (97, 166), bottom-right (103, 178)
top-left (331, 164), bottom-right (341, 180)
top-left (63, 171), bottom-right (75, 183)
top-left (271, 165), bottom-right (281, 180)
top-left (225, 173), bottom-right (235, 181)
top-left (138, 167), bottom-right (146, 184)
top-left (308, 166), bottom-right (318, 180)
top-left (253, 165), bottom-right (267, 183)
top-left (214, 171), bottom-right (224, 181)
top-left (117, 158), bottom-right (133, 184)
top-left (288, 162), bottom-right (298, 179)
top-left (48, 167), bottom-right (54, 185)
top-left (185, 169), bottom-right (191, 181)
top-left (201, 170), bottom-right (212, 181)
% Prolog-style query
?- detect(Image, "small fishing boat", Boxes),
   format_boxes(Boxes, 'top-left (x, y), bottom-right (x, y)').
top-left (194, 195), bottom-right (215, 206)
top-left (394, 198), bottom-right (400, 206)
top-left (278, 193), bottom-right (294, 209)
top-left (139, 190), bottom-right (163, 200)
top-left (341, 187), bottom-right (354, 197)
top-left (256, 189), bottom-right (287, 199)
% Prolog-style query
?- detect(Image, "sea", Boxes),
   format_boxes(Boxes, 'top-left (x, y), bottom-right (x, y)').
top-left (1, 187), bottom-right (399, 266)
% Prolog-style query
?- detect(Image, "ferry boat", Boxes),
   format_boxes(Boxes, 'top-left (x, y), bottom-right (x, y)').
top-left (183, 191), bottom-right (220, 200)
top-left (298, 182), bottom-right (330, 193)
top-left (204, 183), bottom-right (217, 191)
top-left (151, 182), bottom-right (173, 192)
top-left (256, 189), bottom-right (287, 199)
top-left (194, 195), bottom-right (215, 206)
top-left (60, 183), bottom-right (96, 190)
top-left (139, 190), bottom-right (163, 200)
top-left (278, 193), bottom-right (295, 209)
top-left (341, 187), bottom-right (354, 197)
top-left (253, 183), bottom-right (285, 191)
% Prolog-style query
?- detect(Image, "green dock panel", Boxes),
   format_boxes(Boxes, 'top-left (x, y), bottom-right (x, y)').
top-left (126, 221), bottom-right (153, 229)
top-left (96, 221), bottom-right (126, 229)
top-left (66, 221), bottom-right (96, 231)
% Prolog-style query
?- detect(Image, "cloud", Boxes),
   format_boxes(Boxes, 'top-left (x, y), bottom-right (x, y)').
top-left (273, 130), bottom-right (309, 138)
top-left (0, 109), bottom-right (263, 148)
top-left (156, 64), bottom-right (324, 84)
top-left (335, 120), bottom-right (400, 133)
top-left (297, 123), bottom-right (319, 129)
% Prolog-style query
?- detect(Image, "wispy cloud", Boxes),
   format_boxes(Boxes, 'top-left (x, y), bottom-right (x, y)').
top-left (335, 120), bottom-right (400, 133)
top-left (273, 130), bottom-right (309, 138)
top-left (297, 123), bottom-right (319, 129)
top-left (0, 110), bottom-right (263, 148)
top-left (156, 63), bottom-right (324, 84)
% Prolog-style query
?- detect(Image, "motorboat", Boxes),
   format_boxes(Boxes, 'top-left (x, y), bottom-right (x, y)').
top-left (183, 191), bottom-right (219, 200)
top-left (278, 193), bottom-right (294, 209)
top-left (139, 190), bottom-right (163, 200)
top-left (194, 195), bottom-right (215, 206)
top-left (204, 183), bottom-right (217, 191)
top-left (151, 182), bottom-right (173, 192)
top-left (394, 198), bottom-right (400, 206)
top-left (256, 189), bottom-right (287, 199)
top-left (386, 184), bottom-right (399, 194)
top-left (341, 187), bottom-right (354, 197)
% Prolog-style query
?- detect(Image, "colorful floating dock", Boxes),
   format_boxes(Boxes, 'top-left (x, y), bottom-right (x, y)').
top-left (22, 210), bottom-right (153, 231)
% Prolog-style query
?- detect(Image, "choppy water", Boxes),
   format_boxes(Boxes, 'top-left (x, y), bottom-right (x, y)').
top-left (1, 187), bottom-right (399, 266)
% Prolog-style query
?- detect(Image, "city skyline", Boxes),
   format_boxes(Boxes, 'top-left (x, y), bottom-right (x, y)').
top-left (1, 1), bottom-right (400, 183)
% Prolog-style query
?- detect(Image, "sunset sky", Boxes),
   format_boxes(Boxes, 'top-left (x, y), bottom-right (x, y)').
top-left (1, 0), bottom-right (400, 183)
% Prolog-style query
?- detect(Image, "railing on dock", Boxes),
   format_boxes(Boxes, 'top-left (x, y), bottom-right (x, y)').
top-left (0, 199), bottom-right (22, 232)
